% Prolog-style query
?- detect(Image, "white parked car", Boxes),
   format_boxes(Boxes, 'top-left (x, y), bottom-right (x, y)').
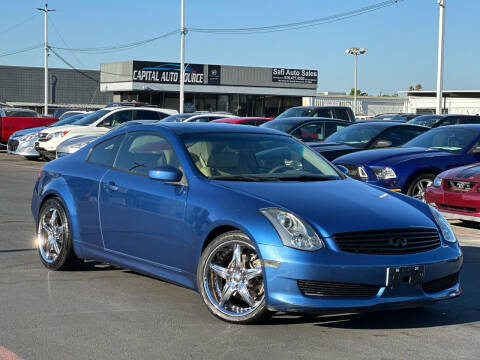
top-left (161, 112), bottom-right (235, 123)
top-left (34, 106), bottom-right (177, 160)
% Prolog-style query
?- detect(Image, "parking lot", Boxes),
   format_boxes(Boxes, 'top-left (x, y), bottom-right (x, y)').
top-left (0, 152), bottom-right (478, 360)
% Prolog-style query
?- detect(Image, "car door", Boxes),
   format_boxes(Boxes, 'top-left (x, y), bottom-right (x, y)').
top-left (98, 130), bottom-right (188, 269)
top-left (290, 122), bottom-right (325, 142)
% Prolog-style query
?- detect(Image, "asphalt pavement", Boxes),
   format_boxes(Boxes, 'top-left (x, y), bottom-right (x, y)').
top-left (0, 152), bottom-right (479, 360)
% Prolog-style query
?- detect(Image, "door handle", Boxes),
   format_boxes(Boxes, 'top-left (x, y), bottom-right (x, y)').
top-left (104, 181), bottom-right (118, 192)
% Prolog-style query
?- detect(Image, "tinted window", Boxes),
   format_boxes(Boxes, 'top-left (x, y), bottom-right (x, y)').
top-left (407, 115), bottom-right (443, 127)
top-left (459, 116), bottom-right (480, 124)
top-left (190, 116), bottom-right (209, 123)
top-left (114, 132), bottom-right (180, 176)
top-left (99, 110), bottom-right (134, 128)
top-left (291, 122), bottom-right (324, 142)
top-left (312, 108), bottom-right (334, 118)
top-left (135, 110), bottom-right (161, 121)
top-left (376, 127), bottom-right (426, 146)
top-left (5, 110), bottom-right (37, 117)
top-left (74, 110), bottom-right (110, 126)
top-left (438, 117), bottom-right (461, 126)
top-left (334, 108), bottom-right (350, 121)
top-left (87, 135), bottom-right (124, 167)
top-left (325, 122), bottom-right (349, 137)
top-left (325, 124), bottom-right (385, 148)
top-left (261, 120), bottom-right (296, 132)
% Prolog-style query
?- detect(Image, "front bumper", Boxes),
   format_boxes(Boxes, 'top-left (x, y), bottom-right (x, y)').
top-left (426, 186), bottom-right (480, 223)
top-left (7, 137), bottom-right (40, 157)
top-left (257, 242), bottom-right (462, 313)
top-left (34, 142), bottom-right (56, 160)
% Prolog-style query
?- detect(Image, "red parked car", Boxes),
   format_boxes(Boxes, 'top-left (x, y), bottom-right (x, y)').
top-left (0, 108), bottom-right (57, 146)
top-left (426, 163), bottom-right (480, 225)
top-left (210, 117), bottom-right (273, 126)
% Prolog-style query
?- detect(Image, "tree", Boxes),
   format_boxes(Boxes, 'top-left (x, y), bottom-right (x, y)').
top-left (349, 88), bottom-right (368, 96)
top-left (408, 85), bottom-right (414, 91)
top-left (415, 84), bottom-right (423, 91)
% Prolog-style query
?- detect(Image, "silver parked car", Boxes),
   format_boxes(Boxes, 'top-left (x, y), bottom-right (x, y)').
top-left (8, 113), bottom-right (89, 159)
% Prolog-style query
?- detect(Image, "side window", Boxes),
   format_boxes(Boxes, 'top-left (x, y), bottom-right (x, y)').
top-left (460, 117), bottom-right (480, 124)
top-left (99, 110), bottom-right (133, 128)
top-left (191, 116), bottom-right (209, 122)
top-left (312, 108), bottom-right (334, 118)
top-left (334, 108), bottom-right (349, 121)
top-left (439, 117), bottom-right (460, 127)
top-left (87, 135), bottom-right (124, 167)
top-left (325, 122), bottom-right (349, 137)
top-left (114, 132), bottom-right (180, 177)
top-left (134, 110), bottom-right (161, 120)
top-left (291, 122), bottom-right (325, 142)
top-left (241, 121), bottom-right (256, 126)
top-left (377, 127), bottom-right (425, 147)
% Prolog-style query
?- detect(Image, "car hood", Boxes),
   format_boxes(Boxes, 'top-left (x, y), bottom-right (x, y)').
top-left (438, 163), bottom-right (480, 181)
top-left (58, 134), bottom-right (101, 147)
top-left (214, 178), bottom-right (435, 236)
top-left (333, 147), bottom-right (453, 166)
top-left (12, 126), bottom-right (46, 137)
top-left (39, 124), bottom-right (83, 134)
top-left (309, 142), bottom-right (362, 160)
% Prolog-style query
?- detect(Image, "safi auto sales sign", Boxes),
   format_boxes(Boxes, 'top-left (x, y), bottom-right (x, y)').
top-left (132, 61), bottom-right (204, 84)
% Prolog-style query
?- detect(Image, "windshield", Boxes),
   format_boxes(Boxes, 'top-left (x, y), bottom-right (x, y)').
top-left (276, 108), bottom-right (315, 119)
top-left (73, 110), bottom-right (109, 126)
top-left (403, 128), bottom-right (479, 153)
top-left (161, 114), bottom-right (196, 122)
top-left (324, 124), bottom-right (384, 148)
top-left (49, 113), bottom-right (87, 127)
top-left (260, 120), bottom-right (295, 132)
top-left (181, 133), bottom-right (343, 181)
top-left (407, 115), bottom-right (443, 128)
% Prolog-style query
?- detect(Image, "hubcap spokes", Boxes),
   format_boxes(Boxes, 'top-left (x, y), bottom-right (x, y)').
top-left (38, 208), bottom-right (64, 263)
top-left (204, 242), bottom-right (264, 317)
top-left (413, 179), bottom-right (433, 202)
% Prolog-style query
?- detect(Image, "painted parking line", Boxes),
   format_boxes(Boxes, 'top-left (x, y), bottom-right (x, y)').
top-left (0, 347), bottom-right (24, 360)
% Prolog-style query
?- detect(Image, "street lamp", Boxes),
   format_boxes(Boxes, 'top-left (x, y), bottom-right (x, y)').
top-left (346, 47), bottom-right (367, 116)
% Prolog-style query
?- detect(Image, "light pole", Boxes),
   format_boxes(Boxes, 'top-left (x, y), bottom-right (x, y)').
top-left (37, 3), bottom-right (55, 116)
top-left (179, 0), bottom-right (186, 113)
top-left (436, 0), bottom-right (446, 114)
top-left (346, 47), bottom-right (367, 115)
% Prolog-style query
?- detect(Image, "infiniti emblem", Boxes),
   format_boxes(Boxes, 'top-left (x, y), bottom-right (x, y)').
top-left (390, 237), bottom-right (408, 248)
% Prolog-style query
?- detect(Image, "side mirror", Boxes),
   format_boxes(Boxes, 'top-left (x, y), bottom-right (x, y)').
top-left (336, 165), bottom-right (349, 175)
top-left (373, 140), bottom-right (392, 148)
top-left (148, 166), bottom-right (182, 182)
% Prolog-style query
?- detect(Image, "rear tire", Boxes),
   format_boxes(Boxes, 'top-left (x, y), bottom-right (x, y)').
top-left (37, 198), bottom-right (82, 270)
top-left (406, 173), bottom-right (435, 202)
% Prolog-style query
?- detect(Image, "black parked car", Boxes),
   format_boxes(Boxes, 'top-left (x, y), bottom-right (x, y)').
top-left (309, 122), bottom-right (428, 161)
top-left (275, 106), bottom-right (356, 122)
top-left (408, 114), bottom-right (480, 128)
top-left (370, 113), bottom-right (417, 122)
top-left (260, 117), bottom-right (351, 142)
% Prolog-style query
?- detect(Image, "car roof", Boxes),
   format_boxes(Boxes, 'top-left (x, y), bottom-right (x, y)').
top-left (267, 117), bottom-right (349, 124)
top-left (350, 121), bottom-right (418, 128)
top-left (155, 122), bottom-right (286, 136)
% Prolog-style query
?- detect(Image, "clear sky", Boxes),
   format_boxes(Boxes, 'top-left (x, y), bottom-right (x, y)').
top-left (1, 0), bottom-right (478, 96)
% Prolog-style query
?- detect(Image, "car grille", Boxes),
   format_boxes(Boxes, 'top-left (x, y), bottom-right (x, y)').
top-left (438, 204), bottom-right (476, 213)
top-left (298, 280), bottom-right (380, 298)
top-left (422, 272), bottom-right (459, 293)
top-left (336, 163), bottom-right (367, 180)
top-left (332, 228), bottom-right (441, 255)
top-left (448, 180), bottom-right (477, 192)
top-left (7, 139), bottom-right (19, 152)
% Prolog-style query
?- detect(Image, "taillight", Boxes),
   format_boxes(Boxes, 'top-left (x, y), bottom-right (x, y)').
top-left (37, 168), bottom-right (44, 180)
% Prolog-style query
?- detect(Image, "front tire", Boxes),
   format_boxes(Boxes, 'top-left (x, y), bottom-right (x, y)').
top-left (407, 173), bottom-right (435, 202)
top-left (197, 231), bottom-right (270, 324)
top-left (37, 198), bottom-right (82, 270)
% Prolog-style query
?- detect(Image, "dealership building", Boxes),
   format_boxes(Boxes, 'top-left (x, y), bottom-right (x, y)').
top-left (100, 61), bottom-right (318, 116)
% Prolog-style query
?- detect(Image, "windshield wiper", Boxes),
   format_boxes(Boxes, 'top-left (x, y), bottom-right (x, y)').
top-left (276, 175), bottom-right (339, 182)
top-left (210, 176), bottom-right (279, 182)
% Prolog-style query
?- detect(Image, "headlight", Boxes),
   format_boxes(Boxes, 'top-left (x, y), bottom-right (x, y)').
top-left (21, 133), bottom-right (38, 141)
top-left (52, 131), bottom-right (69, 138)
top-left (260, 208), bottom-right (324, 251)
top-left (432, 176), bottom-right (442, 187)
top-left (429, 206), bottom-right (457, 243)
top-left (370, 166), bottom-right (397, 179)
top-left (68, 141), bottom-right (92, 150)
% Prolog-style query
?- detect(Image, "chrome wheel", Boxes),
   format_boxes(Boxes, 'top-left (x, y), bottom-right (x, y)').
top-left (411, 178), bottom-right (433, 202)
top-left (38, 207), bottom-right (64, 263)
top-left (203, 240), bottom-right (264, 318)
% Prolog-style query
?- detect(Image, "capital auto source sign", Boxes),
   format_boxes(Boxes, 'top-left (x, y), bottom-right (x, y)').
top-left (132, 61), bottom-right (204, 84)
top-left (272, 68), bottom-right (318, 84)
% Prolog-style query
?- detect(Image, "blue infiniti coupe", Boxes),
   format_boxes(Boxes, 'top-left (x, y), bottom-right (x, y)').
top-left (32, 123), bottom-right (462, 323)
top-left (333, 124), bottom-right (480, 202)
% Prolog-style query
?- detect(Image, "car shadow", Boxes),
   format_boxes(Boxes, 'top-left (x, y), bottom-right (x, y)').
top-left (262, 245), bottom-right (480, 329)
top-left (72, 259), bottom-right (121, 272)
top-left (0, 248), bottom-right (36, 253)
